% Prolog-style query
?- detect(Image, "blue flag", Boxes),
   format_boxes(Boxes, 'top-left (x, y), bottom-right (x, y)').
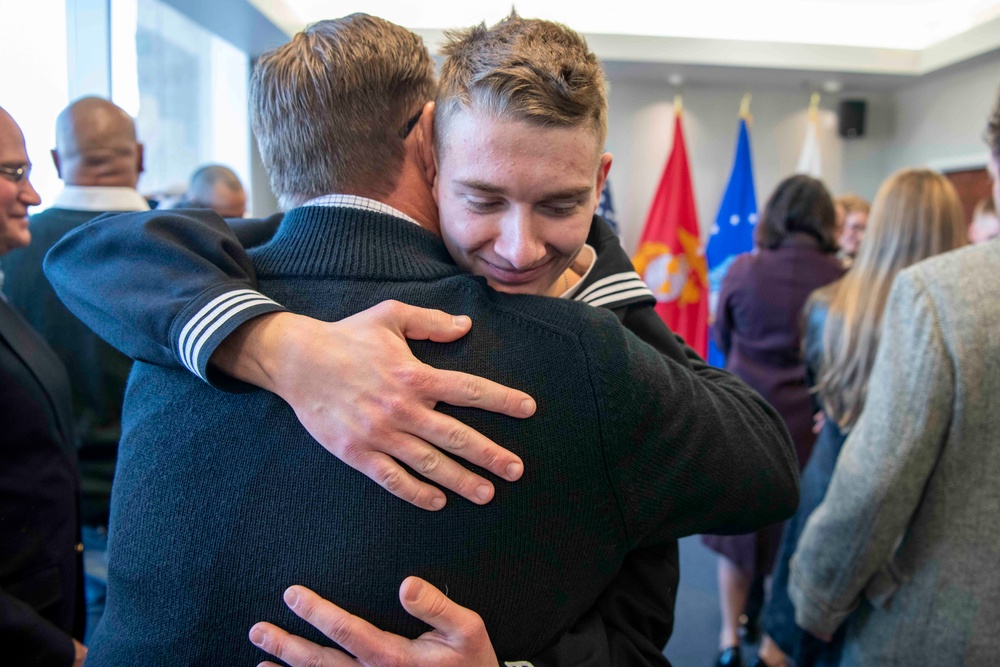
top-left (596, 179), bottom-right (620, 236)
top-left (706, 118), bottom-right (758, 367)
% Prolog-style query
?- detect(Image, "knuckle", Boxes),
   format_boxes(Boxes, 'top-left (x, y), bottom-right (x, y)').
top-left (393, 364), bottom-right (431, 393)
top-left (461, 375), bottom-right (484, 402)
top-left (379, 466), bottom-right (406, 494)
top-left (444, 424), bottom-right (470, 452)
top-left (415, 449), bottom-right (442, 474)
top-left (301, 652), bottom-right (327, 667)
top-left (478, 446), bottom-right (501, 471)
top-left (381, 393), bottom-right (415, 419)
top-left (258, 631), bottom-right (283, 657)
top-left (370, 653), bottom-right (405, 667)
top-left (424, 591), bottom-right (452, 620)
top-left (377, 299), bottom-right (403, 317)
top-left (321, 613), bottom-right (354, 645)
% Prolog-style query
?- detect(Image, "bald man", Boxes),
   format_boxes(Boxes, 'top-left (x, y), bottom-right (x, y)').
top-left (186, 164), bottom-right (247, 218)
top-left (1, 96), bottom-right (146, 641)
top-left (0, 106), bottom-right (87, 666)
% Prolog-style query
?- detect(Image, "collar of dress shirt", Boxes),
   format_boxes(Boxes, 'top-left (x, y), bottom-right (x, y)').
top-left (300, 194), bottom-right (420, 227)
top-left (52, 185), bottom-right (151, 212)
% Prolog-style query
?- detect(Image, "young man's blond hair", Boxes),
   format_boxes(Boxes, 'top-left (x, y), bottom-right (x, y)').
top-left (434, 12), bottom-right (608, 158)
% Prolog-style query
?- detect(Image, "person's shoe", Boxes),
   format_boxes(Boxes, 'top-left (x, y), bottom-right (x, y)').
top-left (715, 646), bottom-right (742, 667)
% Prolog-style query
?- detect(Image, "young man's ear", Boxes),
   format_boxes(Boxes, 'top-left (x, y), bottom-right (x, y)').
top-left (415, 101), bottom-right (437, 190)
top-left (136, 143), bottom-right (145, 177)
top-left (595, 152), bottom-right (613, 202)
top-left (50, 149), bottom-right (62, 179)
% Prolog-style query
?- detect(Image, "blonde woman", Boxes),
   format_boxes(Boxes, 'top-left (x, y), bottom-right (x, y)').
top-left (755, 168), bottom-right (967, 667)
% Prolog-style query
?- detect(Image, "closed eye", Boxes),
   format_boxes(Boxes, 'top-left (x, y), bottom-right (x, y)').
top-left (467, 199), bottom-right (504, 213)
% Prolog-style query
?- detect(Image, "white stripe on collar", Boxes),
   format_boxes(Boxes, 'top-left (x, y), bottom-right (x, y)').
top-left (575, 271), bottom-right (654, 305)
top-left (52, 185), bottom-right (151, 212)
top-left (300, 194), bottom-right (420, 226)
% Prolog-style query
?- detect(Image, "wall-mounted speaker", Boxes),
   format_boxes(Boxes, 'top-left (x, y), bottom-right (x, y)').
top-left (838, 100), bottom-right (867, 138)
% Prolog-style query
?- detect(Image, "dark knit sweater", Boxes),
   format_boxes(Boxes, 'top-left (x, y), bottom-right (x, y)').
top-left (48, 206), bottom-right (798, 665)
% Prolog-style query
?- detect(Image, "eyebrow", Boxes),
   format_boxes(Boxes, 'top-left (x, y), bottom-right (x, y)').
top-left (456, 180), bottom-right (592, 200)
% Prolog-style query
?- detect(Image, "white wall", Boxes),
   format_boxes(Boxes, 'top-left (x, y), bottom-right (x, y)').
top-left (884, 51), bottom-right (1000, 174)
top-left (605, 48), bottom-right (1000, 255)
top-left (606, 83), bottom-right (851, 253)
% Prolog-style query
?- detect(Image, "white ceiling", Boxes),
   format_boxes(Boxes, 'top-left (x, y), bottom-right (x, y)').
top-left (259, 0), bottom-right (1000, 50)
top-left (247, 0), bottom-right (1000, 83)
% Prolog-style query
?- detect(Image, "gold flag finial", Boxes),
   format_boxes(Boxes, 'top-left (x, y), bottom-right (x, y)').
top-left (674, 94), bottom-right (683, 116)
top-left (808, 92), bottom-right (821, 121)
top-left (739, 92), bottom-right (752, 122)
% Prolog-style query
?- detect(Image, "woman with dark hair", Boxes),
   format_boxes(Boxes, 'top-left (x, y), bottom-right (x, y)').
top-left (705, 175), bottom-right (844, 667)
top-left (754, 168), bottom-right (968, 667)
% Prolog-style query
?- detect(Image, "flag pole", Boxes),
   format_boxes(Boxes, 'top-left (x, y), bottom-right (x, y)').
top-left (674, 94), bottom-right (683, 116)
top-left (808, 92), bottom-right (820, 121)
top-left (739, 92), bottom-right (752, 124)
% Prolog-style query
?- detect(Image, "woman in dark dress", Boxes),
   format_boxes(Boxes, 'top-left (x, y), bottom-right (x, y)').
top-left (704, 175), bottom-right (844, 667)
top-left (755, 168), bottom-right (967, 667)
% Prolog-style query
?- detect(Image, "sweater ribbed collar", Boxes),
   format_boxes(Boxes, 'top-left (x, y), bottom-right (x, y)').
top-left (251, 205), bottom-right (463, 282)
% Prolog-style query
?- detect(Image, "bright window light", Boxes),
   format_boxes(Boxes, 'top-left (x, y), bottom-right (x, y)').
top-left (0, 0), bottom-right (70, 210)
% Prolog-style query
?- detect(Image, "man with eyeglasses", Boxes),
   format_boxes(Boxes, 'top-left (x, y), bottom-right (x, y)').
top-left (2, 96), bottom-right (148, 644)
top-left (0, 106), bottom-right (88, 667)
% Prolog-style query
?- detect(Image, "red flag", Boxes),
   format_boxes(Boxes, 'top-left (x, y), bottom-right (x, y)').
top-left (633, 109), bottom-right (709, 357)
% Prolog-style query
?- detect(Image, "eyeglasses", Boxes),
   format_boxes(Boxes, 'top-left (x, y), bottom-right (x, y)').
top-left (0, 163), bottom-right (31, 183)
top-left (400, 110), bottom-right (423, 139)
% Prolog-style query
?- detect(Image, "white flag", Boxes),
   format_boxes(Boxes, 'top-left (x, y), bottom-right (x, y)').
top-left (796, 117), bottom-right (821, 178)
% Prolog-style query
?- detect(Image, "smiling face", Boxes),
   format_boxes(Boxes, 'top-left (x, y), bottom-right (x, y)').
top-left (839, 210), bottom-right (868, 256)
top-left (434, 110), bottom-right (611, 295)
top-left (0, 110), bottom-right (41, 256)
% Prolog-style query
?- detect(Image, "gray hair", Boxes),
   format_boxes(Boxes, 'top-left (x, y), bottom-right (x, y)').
top-left (250, 14), bottom-right (436, 209)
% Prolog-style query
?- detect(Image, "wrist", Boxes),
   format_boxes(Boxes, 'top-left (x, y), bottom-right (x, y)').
top-left (208, 311), bottom-right (301, 392)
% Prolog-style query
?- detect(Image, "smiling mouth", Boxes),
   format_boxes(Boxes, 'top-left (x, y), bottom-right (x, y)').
top-left (481, 258), bottom-right (553, 285)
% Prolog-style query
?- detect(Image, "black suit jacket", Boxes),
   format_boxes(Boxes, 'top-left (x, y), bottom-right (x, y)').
top-left (0, 296), bottom-right (84, 666)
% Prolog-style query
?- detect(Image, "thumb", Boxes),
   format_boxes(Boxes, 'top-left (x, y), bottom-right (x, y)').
top-left (398, 577), bottom-right (468, 636)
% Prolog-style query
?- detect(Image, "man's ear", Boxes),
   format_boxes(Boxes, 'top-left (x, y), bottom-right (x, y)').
top-left (135, 143), bottom-right (145, 178)
top-left (416, 101), bottom-right (437, 190)
top-left (595, 152), bottom-right (613, 201)
top-left (51, 149), bottom-right (62, 179)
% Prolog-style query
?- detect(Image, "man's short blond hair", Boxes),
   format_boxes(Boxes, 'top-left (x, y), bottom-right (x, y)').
top-left (251, 14), bottom-right (436, 209)
top-left (434, 12), bottom-right (607, 157)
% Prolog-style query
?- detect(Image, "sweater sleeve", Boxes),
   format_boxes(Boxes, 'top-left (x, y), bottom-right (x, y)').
top-left (582, 306), bottom-right (800, 546)
top-left (2, 588), bottom-right (75, 667)
top-left (43, 209), bottom-right (286, 391)
top-left (788, 269), bottom-right (953, 637)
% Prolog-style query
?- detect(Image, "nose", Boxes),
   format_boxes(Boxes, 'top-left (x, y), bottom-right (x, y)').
top-left (20, 178), bottom-right (41, 207)
top-left (18, 178), bottom-right (42, 206)
top-left (493, 206), bottom-right (547, 269)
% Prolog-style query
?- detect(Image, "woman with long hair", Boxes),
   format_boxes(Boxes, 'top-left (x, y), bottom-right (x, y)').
top-left (756, 168), bottom-right (967, 667)
top-left (706, 174), bottom-right (845, 667)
